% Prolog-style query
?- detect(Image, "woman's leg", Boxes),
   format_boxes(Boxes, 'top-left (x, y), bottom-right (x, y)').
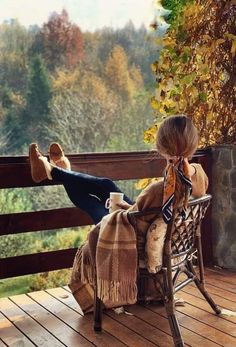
top-left (51, 167), bottom-right (133, 223)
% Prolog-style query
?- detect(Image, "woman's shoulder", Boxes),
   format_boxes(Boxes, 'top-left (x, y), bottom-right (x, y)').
top-left (191, 162), bottom-right (204, 171)
top-left (135, 179), bottom-right (164, 211)
top-left (191, 162), bottom-right (208, 180)
top-left (191, 163), bottom-right (209, 197)
top-left (143, 179), bottom-right (164, 194)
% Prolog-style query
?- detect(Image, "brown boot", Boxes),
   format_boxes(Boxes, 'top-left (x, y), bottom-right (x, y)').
top-left (29, 143), bottom-right (49, 183)
top-left (49, 143), bottom-right (71, 170)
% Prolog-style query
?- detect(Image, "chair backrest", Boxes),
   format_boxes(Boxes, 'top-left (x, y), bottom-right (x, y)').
top-left (128, 194), bottom-right (212, 269)
top-left (165, 194), bottom-right (212, 261)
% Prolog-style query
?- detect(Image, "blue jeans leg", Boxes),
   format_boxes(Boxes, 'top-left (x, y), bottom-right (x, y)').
top-left (51, 167), bottom-right (133, 224)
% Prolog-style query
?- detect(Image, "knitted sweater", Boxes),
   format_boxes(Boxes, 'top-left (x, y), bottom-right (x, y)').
top-left (130, 163), bottom-right (208, 213)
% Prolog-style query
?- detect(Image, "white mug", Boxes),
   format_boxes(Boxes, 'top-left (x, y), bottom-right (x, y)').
top-left (105, 192), bottom-right (124, 213)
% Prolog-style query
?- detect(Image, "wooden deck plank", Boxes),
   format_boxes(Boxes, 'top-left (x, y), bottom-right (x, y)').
top-left (0, 312), bottom-right (34, 347)
top-left (175, 292), bottom-right (236, 334)
top-left (190, 282), bottom-right (236, 302)
top-left (56, 287), bottom-right (172, 347)
top-left (62, 286), bottom-right (219, 347)
top-left (204, 273), bottom-right (236, 293)
top-left (61, 286), bottom-right (175, 347)
top-left (28, 289), bottom-right (127, 347)
top-left (60, 286), bottom-right (183, 347)
top-left (106, 309), bottom-right (174, 347)
top-left (206, 268), bottom-right (236, 284)
top-left (1, 268), bottom-right (236, 347)
top-left (10, 293), bottom-right (94, 347)
top-left (128, 304), bottom-right (220, 347)
top-left (180, 289), bottom-right (236, 324)
top-left (179, 268), bottom-right (236, 296)
top-left (0, 297), bottom-right (64, 346)
top-left (186, 282), bottom-right (236, 304)
top-left (46, 287), bottom-right (160, 347)
top-left (150, 305), bottom-right (236, 347)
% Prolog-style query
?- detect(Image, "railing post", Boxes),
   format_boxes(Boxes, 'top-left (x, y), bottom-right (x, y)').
top-left (198, 148), bottom-right (213, 266)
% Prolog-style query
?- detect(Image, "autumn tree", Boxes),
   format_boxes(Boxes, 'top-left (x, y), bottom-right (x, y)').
top-left (0, 19), bottom-right (31, 91)
top-left (147, 0), bottom-right (236, 145)
top-left (48, 66), bottom-right (120, 152)
top-left (105, 45), bottom-right (143, 100)
top-left (35, 9), bottom-right (83, 71)
top-left (48, 90), bottom-right (119, 153)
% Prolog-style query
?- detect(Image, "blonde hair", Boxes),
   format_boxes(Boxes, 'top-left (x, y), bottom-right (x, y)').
top-left (156, 115), bottom-right (198, 159)
top-left (156, 115), bottom-right (198, 208)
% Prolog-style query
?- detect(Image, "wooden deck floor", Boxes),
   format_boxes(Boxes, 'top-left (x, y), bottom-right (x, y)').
top-left (0, 268), bottom-right (236, 347)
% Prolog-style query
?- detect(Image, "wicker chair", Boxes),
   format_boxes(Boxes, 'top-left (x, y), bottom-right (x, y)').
top-left (94, 194), bottom-right (221, 347)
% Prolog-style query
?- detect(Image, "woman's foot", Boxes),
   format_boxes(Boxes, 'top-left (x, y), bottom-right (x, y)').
top-left (29, 143), bottom-right (52, 183)
top-left (49, 143), bottom-right (71, 170)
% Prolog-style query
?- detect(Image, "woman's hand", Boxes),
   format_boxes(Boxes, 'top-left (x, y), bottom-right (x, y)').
top-left (116, 201), bottom-right (132, 210)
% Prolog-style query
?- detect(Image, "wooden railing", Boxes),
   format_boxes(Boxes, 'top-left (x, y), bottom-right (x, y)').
top-left (0, 149), bottom-right (213, 280)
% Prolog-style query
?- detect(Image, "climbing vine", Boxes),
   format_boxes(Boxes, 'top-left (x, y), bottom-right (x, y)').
top-left (146, 0), bottom-right (236, 146)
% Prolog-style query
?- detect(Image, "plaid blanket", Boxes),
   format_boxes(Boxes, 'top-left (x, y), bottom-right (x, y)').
top-left (69, 209), bottom-right (137, 313)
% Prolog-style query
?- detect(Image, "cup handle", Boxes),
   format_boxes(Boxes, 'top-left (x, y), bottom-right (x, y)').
top-left (105, 198), bottom-right (111, 209)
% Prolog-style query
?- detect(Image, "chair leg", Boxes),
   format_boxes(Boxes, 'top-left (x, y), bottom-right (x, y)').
top-left (188, 260), bottom-right (221, 315)
top-left (94, 296), bottom-right (102, 332)
top-left (193, 276), bottom-right (221, 314)
top-left (164, 300), bottom-right (185, 347)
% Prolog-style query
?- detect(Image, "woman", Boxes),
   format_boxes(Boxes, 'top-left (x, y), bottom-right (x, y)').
top-left (29, 115), bottom-right (208, 312)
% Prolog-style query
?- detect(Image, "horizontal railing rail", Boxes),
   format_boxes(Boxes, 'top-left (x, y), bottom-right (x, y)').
top-left (0, 149), bottom-right (212, 279)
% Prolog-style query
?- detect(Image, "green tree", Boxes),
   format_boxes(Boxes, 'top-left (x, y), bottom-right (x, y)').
top-left (0, 188), bottom-right (33, 258)
top-left (3, 55), bottom-right (51, 153)
top-left (162, 0), bottom-right (194, 24)
top-left (0, 19), bottom-right (32, 92)
top-left (26, 55), bottom-right (51, 116)
top-left (22, 54), bottom-right (52, 149)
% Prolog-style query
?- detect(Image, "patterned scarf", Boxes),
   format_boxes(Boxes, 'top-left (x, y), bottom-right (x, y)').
top-left (162, 157), bottom-right (192, 224)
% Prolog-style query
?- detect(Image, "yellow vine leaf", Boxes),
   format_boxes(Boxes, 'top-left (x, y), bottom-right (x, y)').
top-left (135, 177), bottom-right (164, 190)
top-left (150, 97), bottom-right (159, 110)
top-left (135, 178), bottom-right (152, 190)
top-left (143, 124), bottom-right (159, 144)
top-left (231, 41), bottom-right (236, 57)
top-left (151, 61), bottom-right (159, 72)
top-left (162, 36), bottom-right (177, 47)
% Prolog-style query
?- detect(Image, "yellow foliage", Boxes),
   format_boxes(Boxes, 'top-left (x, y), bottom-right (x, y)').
top-left (81, 73), bottom-right (110, 102)
top-left (52, 68), bottom-right (80, 91)
top-left (144, 123), bottom-right (159, 144)
top-left (151, 97), bottom-right (159, 110)
top-left (149, 0), bottom-right (236, 146)
top-left (129, 65), bottom-right (144, 90)
top-left (135, 177), bottom-right (163, 190)
top-left (135, 178), bottom-right (152, 190)
top-left (105, 45), bottom-right (132, 98)
top-left (151, 61), bottom-right (159, 73)
top-left (162, 36), bottom-right (177, 47)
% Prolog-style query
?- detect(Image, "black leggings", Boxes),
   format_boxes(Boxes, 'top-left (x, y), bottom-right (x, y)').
top-left (51, 167), bottom-right (133, 224)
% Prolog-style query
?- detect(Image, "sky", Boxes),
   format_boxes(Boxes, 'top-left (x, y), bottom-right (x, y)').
top-left (0, 0), bottom-right (159, 31)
